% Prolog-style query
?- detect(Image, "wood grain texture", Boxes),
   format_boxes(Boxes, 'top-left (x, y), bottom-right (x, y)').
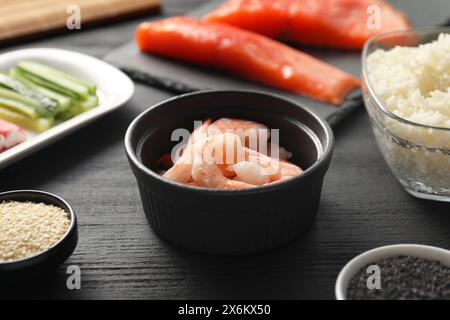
top-left (0, 0), bottom-right (160, 43)
top-left (0, 0), bottom-right (449, 300)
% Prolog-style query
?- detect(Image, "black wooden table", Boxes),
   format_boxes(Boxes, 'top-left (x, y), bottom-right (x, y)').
top-left (1, 0), bottom-right (449, 300)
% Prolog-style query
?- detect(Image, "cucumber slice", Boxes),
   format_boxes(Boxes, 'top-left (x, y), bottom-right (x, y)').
top-left (0, 106), bottom-right (53, 132)
top-left (0, 86), bottom-right (41, 109)
top-left (57, 95), bottom-right (99, 120)
top-left (9, 68), bottom-right (72, 112)
top-left (0, 97), bottom-right (38, 119)
top-left (18, 61), bottom-right (90, 99)
top-left (0, 73), bottom-right (58, 113)
top-left (76, 94), bottom-right (99, 111)
top-left (0, 86), bottom-right (52, 118)
top-left (18, 61), bottom-right (96, 95)
top-left (14, 67), bottom-right (80, 99)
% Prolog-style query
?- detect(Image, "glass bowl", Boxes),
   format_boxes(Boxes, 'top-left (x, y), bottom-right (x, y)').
top-left (362, 28), bottom-right (450, 202)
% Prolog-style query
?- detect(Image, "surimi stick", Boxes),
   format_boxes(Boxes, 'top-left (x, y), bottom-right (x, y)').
top-left (0, 118), bottom-right (26, 152)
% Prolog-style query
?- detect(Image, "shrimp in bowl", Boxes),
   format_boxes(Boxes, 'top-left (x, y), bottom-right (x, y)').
top-left (157, 118), bottom-right (303, 189)
top-left (125, 90), bottom-right (334, 254)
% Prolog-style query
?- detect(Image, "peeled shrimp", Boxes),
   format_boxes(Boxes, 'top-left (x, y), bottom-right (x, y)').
top-left (267, 144), bottom-right (293, 160)
top-left (163, 119), bottom-right (211, 183)
top-left (208, 118), bottom-right (291, 160)
top-left (191, 133), bottom-right (255, 189)
top-left (207, 118), bottom-right (269, 149)
top-left (232, 161), bottom-right (271, 185)
top-left (248, 148), bottom-right (302, 181)
top-left (230, 148), bottom-right (303, 185)
top-left (160, 118), bottom-right (302, 189)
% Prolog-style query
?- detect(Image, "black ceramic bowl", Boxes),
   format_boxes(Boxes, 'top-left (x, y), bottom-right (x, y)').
top-left (0, 190), bottom-right (78, 274)
top-left (125, 90), bottom-right (334, 255)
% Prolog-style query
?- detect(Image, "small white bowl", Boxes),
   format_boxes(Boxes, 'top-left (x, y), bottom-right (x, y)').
top-left (335, 244), bottom-right (450, 300)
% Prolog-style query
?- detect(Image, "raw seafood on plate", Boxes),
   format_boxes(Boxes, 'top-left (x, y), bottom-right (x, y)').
top-left (136, 17), bottom-right (360, 104)
top-left (0, 118), bottom-right (26, 152)
top-left (158, 118), bottom-right (303, 189)
top-left (204, 0), bottom-right (411, 50)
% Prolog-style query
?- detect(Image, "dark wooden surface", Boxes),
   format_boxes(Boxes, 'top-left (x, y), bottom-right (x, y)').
top-left (0, 0), bottom-right (449, 300)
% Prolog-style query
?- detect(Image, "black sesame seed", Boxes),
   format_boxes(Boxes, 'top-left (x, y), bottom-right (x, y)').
top-left (346, 256), bottom-right (450, 300)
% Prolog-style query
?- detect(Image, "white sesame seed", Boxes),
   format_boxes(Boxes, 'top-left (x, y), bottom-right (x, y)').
top-left (0, 201), bottom-right (70, 262)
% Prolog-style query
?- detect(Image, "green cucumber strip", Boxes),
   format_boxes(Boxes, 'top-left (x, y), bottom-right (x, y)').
top-left (0, 106), bottom-right (53, 132)
top-left (57, 107), bottom-right (81, 121)
top-left (9, 68), bottom-right (72, 112)
top-left (57, 95), bottom-right (98, 120)
top-left (18, 61), bottom-right (90, 99)
top-left (0, 86), bottom-right (52, 118)
top-left (0, 87), bottom-right (44, 118)
top-left (0, 73), bottom-right (58, 112)
top-left (0, 86), bottom-right (41, 109)
top-left (19, 60), bottom-right (96, 93)
top-left (0, 97), bottom-right (38, 119)
top-left (14, 67), bottom-right (80, 99)
top-left (76, 94), bottom-right (99, 111)
top-left (19, 61), bottom-right (96, 94)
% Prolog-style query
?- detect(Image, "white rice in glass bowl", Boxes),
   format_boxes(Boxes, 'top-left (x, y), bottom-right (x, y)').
top-left (363, 31), bottom-right (450, 201)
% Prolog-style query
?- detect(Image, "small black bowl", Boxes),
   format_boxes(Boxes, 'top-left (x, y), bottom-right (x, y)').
top-left (125, 90), bottom-right (334, 255)
top-left (0, 190), bottom-right (78, 274)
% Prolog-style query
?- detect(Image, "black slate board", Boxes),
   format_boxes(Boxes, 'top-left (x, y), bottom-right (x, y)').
top-left (104, 0), bottom-right (450, 127)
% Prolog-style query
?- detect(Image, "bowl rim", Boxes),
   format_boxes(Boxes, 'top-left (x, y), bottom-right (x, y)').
top-left (335, 244), bottom-right (450, 300)
top-left (124, 89), bottom-right (335, 195)
top-left (362, 27), bottom-right (450, 132)
top-left (0, 190), bottom-right (77, 266)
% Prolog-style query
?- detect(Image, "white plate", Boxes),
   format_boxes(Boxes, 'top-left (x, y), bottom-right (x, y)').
top-left (0, 48), bottom-right (134, 169)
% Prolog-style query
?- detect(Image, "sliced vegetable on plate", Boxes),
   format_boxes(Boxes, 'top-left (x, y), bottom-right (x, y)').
top-left (8, 68), bottom-right (72, 112)
top-left (0, 61), bottom-right (99, 132)
top-left (0, 60), bottom-right (99, 152)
